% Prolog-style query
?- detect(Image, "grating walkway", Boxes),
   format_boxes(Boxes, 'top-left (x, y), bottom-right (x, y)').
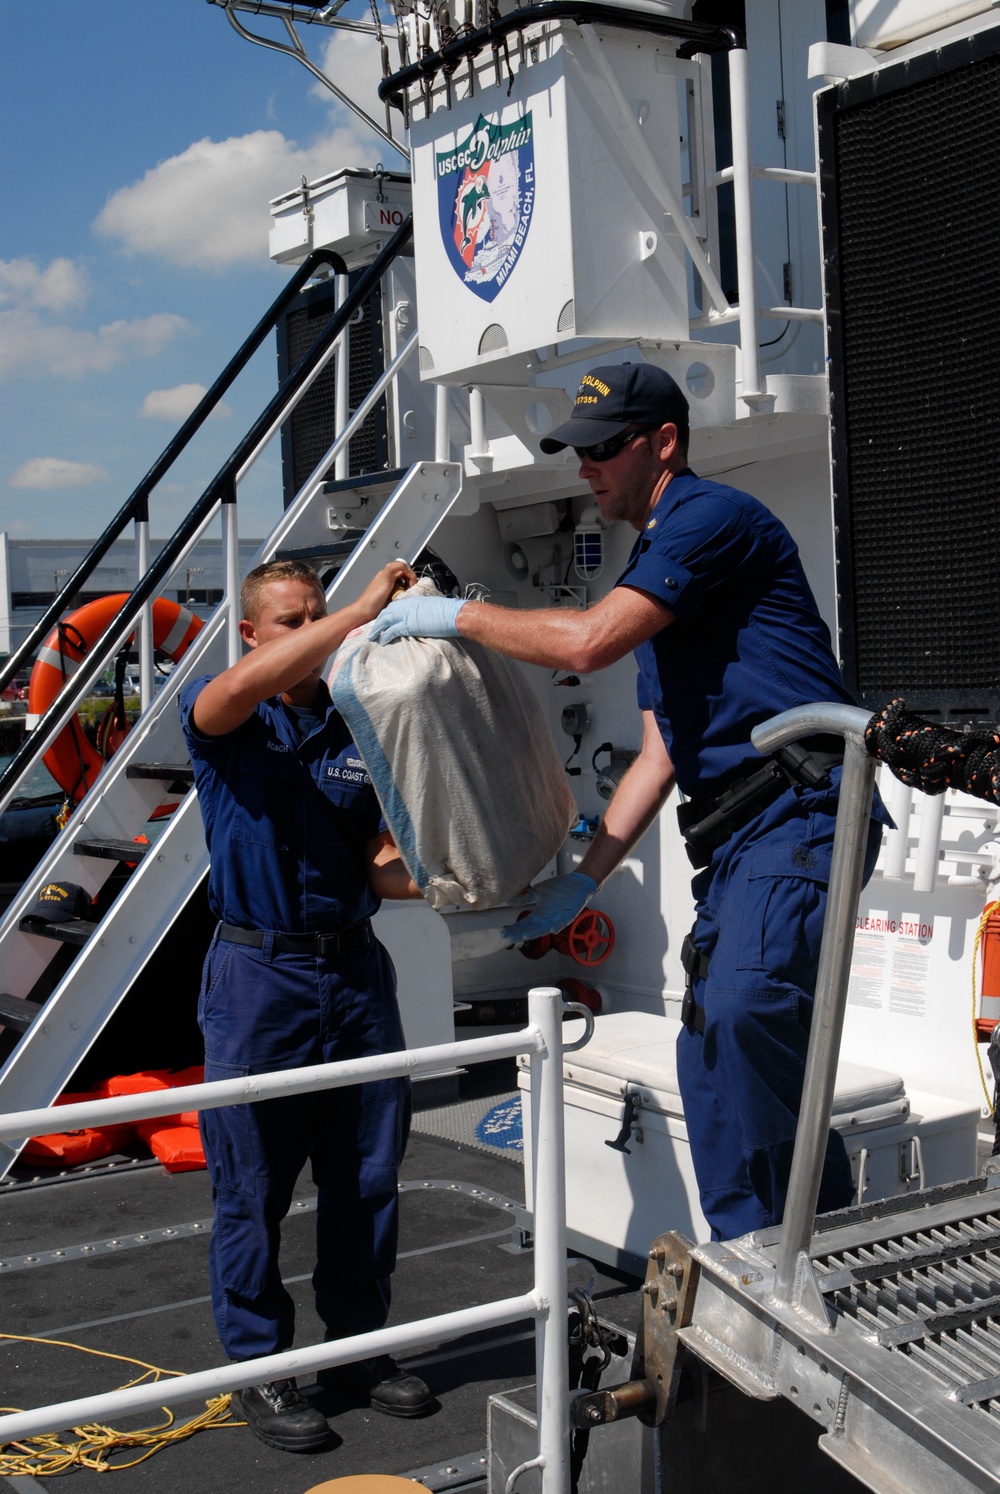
top-left (684, 1175), bottom-right (1000, 1493)
top-left (814, 1194), bottom-right (1000, 1417)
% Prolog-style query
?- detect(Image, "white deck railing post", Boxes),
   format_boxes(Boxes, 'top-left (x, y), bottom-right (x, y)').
top-left (728, 43), bottom-right (765, 407)
top-left (529, 985), bottom-right (571, 1494)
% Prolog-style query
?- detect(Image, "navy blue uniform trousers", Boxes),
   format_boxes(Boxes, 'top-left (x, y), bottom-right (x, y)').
top-left (676, 774), bottom-right (882, 1240)
top-left (198, 933), bottom-right (410, 1362)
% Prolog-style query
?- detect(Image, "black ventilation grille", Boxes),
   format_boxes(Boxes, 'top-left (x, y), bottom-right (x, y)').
top-left (276, 276), bottom-right (388, 504)
top-left (820, 29), bottom-right (1000, 723)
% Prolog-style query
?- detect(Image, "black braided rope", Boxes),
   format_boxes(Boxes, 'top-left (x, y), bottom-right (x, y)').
top-left (865, 698), bottom-right (1000, 805)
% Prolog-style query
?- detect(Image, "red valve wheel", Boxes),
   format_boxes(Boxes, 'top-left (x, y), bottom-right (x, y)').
top-left (554, 908), bottom-right (616, 967)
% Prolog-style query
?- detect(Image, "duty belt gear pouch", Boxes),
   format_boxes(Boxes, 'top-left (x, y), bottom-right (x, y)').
top-left (679, 933), bottom-right (710, 1034)
top-left (677, 740), bottom-right (843, 868)
top-left (328, 581), bottom-right (577, 910)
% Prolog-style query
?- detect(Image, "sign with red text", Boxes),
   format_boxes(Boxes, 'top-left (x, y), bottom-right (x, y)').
top-left (849, 910), bottom-right (935, 1017)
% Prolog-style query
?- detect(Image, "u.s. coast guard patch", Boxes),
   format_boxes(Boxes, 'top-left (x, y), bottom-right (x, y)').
top-left (436, 112), bottom-right (534, 303)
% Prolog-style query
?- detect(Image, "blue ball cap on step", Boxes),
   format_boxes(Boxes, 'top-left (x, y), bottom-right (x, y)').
top-left (22, 880), bottom-right (93, 925)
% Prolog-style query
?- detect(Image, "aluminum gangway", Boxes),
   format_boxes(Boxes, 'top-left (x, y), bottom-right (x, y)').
top-left (0, 218), bottom-right (463, 1178)
top-left (673, 706), bottom-right (1000, 1494)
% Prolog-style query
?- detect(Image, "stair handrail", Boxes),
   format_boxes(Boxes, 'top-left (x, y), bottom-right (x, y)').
top-left (0, 243), bottom-right (357, 701)
top-left (0, 215), bottom-right (414, 814)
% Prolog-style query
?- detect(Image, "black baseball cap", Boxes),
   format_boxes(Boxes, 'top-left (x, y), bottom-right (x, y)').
top-left (22, 881), bottom-right (93, 926)
top-left (540, 362), bottom-right (689, 454)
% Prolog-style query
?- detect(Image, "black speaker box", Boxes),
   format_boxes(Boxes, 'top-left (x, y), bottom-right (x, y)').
top-left (819, 26), bottom-right (1000, 724)
top-left (275, 273), bottom-right (389, 507)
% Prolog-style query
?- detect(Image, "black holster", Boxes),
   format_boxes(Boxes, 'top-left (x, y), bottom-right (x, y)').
top-left (677, 741), bottom-right (843, 868)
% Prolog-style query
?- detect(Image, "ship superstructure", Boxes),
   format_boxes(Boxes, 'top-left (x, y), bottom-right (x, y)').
top-left (1, 2), bottom-right (999, 1489)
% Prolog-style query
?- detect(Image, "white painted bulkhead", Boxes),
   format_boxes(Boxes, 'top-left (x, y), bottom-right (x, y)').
top-left (265, 0), bottom-right (999, 1178)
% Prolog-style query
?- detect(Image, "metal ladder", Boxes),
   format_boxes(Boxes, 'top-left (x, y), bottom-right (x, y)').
top-left (0, 281), bottom-right (464, 1178)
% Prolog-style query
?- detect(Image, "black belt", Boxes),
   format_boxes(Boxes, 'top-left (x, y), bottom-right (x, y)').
top-left (677, 737), bottom-right (844, 869)
top-left (218, 921), bottom-right (372, 957)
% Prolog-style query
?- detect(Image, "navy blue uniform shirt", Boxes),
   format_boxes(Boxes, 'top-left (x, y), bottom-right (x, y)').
top-left (618, 469), bottom-right (855, 798)
top-left (180, 675), bottom-right (384, 933)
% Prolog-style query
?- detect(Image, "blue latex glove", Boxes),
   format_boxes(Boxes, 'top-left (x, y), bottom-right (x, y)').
top-left (369, 595), bottom-right (465, 644)
top-left (501, 871), bottom-right (597, 945)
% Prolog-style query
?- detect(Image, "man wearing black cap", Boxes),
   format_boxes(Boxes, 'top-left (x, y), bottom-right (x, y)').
top-left (370, 360), bottom-right (887, 1242)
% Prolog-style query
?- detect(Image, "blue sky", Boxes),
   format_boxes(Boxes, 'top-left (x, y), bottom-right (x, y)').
top-left (0, 1), bottom-right (403, 541)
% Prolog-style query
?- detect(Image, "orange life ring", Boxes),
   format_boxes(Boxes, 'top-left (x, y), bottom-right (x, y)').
top-left (982, 903), bottom-right (1000, 1001)
top-left (28, 593), bottom-right (202, 804)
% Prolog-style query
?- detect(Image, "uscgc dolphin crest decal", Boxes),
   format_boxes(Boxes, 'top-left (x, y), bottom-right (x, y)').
top-left (437, 112), bottom-right (534, 302)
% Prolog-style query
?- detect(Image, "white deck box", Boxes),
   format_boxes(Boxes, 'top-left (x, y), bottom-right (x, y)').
top-left (519, 1011), bottom-right (979, 1271)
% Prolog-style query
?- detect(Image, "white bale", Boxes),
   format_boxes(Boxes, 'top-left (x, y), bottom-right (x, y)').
top-left (328, 586), bottom-right (576, 910)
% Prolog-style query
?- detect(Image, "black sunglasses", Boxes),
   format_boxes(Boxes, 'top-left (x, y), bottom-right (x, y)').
top-left (572, 427), bottom-right (648, 463)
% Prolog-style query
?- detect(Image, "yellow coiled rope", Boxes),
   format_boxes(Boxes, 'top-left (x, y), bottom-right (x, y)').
top-left (0, 1333), bottom-right (245, 1474)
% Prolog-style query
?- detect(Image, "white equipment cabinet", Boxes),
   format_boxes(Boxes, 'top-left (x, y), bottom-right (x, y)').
top-left (269, 166), bottom-right (412, 265)
top-left (408, 21), bottom-right (692, 382)
top-left (373, 901), bottom-right (457, 1099)
top-left (520, 1011), bottom-right (980, 1271)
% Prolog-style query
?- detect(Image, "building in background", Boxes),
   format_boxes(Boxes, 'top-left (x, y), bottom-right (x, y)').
top-left (0, 534), bottom-right (265, 660)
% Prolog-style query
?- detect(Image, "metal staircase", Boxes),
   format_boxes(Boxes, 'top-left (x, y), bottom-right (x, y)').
top-left (0, 222), bottom-right (463, 1178)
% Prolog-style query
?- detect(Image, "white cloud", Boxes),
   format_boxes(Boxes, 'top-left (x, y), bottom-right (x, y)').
top-left (0, 257), bottom-right (88, 312)
top-left (94, 124), bottom-right (388, 270)
top-left (0, 255), bottom-right (187, 384)
top-left (0, 308), bottom-right (188, 380)
top-left (9, 457), bottom-right (109, 491)
top-left (313, 29), bottom-right (395, 132)
top-left (139, 383), bottom-right (232, 421)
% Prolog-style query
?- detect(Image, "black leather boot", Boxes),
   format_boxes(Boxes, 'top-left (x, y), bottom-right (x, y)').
top-left (316, 1355), bottom-right (434, 1418)
top-left (235, 1378), bottom-right (332, 1451)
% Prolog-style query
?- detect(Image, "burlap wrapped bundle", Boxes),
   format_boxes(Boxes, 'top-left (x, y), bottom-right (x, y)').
top-left (329, 584), bottom-right (576, 909)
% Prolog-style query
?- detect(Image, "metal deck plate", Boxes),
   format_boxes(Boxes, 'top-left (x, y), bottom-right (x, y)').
top-left (679, 1176), bottom-right (1000, 1494)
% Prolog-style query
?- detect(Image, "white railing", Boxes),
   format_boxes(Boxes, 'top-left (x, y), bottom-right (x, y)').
top-left (0, 985), bottom-right (587, 1494)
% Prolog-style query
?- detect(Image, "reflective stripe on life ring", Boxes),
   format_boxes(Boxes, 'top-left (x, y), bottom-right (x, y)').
top-left (27, 593), bottom-right (203, 804)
